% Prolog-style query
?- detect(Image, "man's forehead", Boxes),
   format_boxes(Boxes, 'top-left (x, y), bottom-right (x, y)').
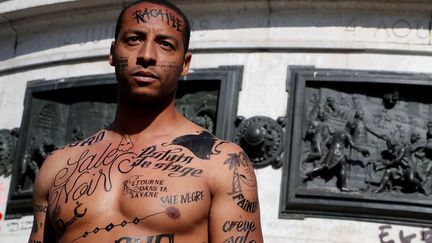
top-left (122, 2), bottom-right (185, 33)
top-left (125, 2), bottom-right (176, 15)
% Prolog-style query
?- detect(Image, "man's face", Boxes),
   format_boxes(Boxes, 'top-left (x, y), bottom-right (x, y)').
top-left (109, 2), bottom-right (192, 104)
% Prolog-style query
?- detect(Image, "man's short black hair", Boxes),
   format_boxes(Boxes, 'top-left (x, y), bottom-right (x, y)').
top-left (114, 0), bottom-right (191, 52)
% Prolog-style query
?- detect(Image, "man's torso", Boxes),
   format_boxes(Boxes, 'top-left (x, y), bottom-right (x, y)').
top-left (45, 129), bottom-right (223, 243)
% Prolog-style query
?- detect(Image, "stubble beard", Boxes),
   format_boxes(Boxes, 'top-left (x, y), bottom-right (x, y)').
top-left (114, 56), bottom-right (183, 108)
top-left (116, 76), bottom-right (178, 111)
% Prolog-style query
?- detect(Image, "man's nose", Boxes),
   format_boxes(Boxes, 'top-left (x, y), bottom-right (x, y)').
top-left (137, 41), bottom-right (157, 67)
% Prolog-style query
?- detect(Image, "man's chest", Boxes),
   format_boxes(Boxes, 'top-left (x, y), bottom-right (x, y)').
top-left (47, 142), bottom-right (212, 237)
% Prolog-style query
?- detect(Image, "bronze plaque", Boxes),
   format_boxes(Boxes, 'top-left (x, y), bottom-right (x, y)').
top-left (281, 67), bottom-right (432, 226)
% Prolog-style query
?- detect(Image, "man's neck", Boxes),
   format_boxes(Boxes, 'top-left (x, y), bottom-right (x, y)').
top-left (111, 96), bottom-right (181, 137)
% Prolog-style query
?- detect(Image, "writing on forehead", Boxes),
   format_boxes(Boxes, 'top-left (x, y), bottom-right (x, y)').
top-left (132, 8), bottom-right (183, 32)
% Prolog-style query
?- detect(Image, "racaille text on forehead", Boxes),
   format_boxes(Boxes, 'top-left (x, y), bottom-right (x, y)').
top-left (130, 7), bottom-right (183, 33)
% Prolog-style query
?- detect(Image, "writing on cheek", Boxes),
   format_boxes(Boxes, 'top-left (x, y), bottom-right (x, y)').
top-left (117, 57), bottom-right (128, 71)
top-left (123, 176), bottom-right (166, 199)
top-left (132, 8), bottom-right (183, 32)
top-left (160, 191), bottom-right (204, 204)
top-left (159, 61), bottom-right (180, 71)
top-left (115, 233), bottom-right (175, 243)
top-left (222, 220), bottom-right (257, 243)
top-left (28, 240), bottom-right (42, 243)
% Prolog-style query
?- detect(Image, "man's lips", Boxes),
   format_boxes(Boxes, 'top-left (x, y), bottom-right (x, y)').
top-left (131, 70), bottom-right (159, 84)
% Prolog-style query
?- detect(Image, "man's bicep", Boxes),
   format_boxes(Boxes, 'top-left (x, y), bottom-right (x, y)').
top-left (209, 149), bottom-right (263, 242)
top-left (29, 158), bottom-right (56, 243)
top-left (209, 195), bottom-right (263, 242)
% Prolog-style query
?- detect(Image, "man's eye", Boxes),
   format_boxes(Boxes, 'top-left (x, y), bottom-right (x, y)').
top-left (159, 41), bottom-right (175, 50)
top-left (126, 37), bottom-right (141, 45)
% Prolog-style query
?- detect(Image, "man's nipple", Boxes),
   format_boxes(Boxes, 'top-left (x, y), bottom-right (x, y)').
top-left (166, 206), bottom-right (181, 219)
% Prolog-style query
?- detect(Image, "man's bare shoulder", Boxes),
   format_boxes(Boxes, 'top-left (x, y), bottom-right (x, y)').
top-left (38, 130), bottom-right (108, 174)
top-left (57, 129), bottom-right (108, 151)
top-left (167, 129), bottom-right (229, 159)
top-left (171, 129), bottom-right (254, 188)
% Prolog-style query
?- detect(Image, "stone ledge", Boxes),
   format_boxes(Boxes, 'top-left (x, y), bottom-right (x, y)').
top-left (2, 0), bottom-right (432, 23)
top-left (0, 40), bottom-right (431, 75)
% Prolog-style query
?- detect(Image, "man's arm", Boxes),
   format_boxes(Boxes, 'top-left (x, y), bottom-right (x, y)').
top-left (346, 134), bottom-right (370, 156)
top-left (208, 143), bottom-right (263, 242)
top-left (28, 155), bottom-right (56, 243)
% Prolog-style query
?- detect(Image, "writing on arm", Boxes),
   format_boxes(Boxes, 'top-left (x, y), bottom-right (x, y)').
top-left (209, 146), bottom-right (263, 243)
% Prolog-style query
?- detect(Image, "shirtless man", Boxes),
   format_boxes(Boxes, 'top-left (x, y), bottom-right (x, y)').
top-left (28, 1), bottom-right (263, 242)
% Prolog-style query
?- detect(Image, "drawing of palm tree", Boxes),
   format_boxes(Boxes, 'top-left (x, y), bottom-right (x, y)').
top-left (224, 152), bottom-right (256, 194)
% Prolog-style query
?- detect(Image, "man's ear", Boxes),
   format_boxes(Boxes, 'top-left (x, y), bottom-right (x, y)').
top-left (109, 41), bottom-right (116, 66)
top-left (181, 51), bottom-right (192, 76)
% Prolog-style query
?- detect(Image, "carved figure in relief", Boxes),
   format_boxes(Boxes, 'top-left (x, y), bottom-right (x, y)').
top-left (0, 128), bottom-right (18, 177)
top-left (72, 127), bottom-right (85, 142)
top-left (176, 92), bottom-right (217, 133)
top-left (304, 123), bottom-right (370, 192)
top-left (420, 122), bottom-right (432, 194)
top-left (303, 110), bottom-right (334, 164)
top-left (346, 110), bottom-right (380, 144)
top-left (370, 132), bottom-right (424, 193)
top-left (321, 96), bottom-right (346, 120)
top-left (18, 137), bottom-right (57, 193)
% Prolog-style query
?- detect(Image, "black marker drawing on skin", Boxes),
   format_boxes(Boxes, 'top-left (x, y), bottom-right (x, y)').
top-left (71, 211), bottom-right (166, 242)
top-left (122, 175), bottom-right (164, 199)
top-left (34, 204), bottom-right (47, 214)
top-left (31, 218), bottom-right (39, 233)
top-left (160, 191), bottom-right (204, 205)
top-left (224, 152), bottom-right (258, 213)
top-left (49, 142), bottom-right (136, 210)
top-left (222, 220), bottom-right (257, 243)
top-left (132, 8), bottom-right (183, 32)
top-left (49, 142), bottom-right (202, 212)
top-left (63, 130), bottom-right (105, 149)
top-left (117, 57), bottom-right (128, 71)
top-left (169, 131), bottom-right (225, 160)
top-left (159, 61), bottom-right (180, 71)
top-left (57, 201), bottom-right (88, 232)
top-left (117, 134), bottom-right (134, 152)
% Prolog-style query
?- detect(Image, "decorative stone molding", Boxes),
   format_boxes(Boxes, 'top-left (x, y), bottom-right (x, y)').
top-left (234, 116), bottom-right (285, 169)
top-left (1, 0), bottom-right (432, 74)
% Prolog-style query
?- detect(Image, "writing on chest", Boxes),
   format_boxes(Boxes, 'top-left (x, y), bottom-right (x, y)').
top-left (49, 143), bottom-right (207, 209)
